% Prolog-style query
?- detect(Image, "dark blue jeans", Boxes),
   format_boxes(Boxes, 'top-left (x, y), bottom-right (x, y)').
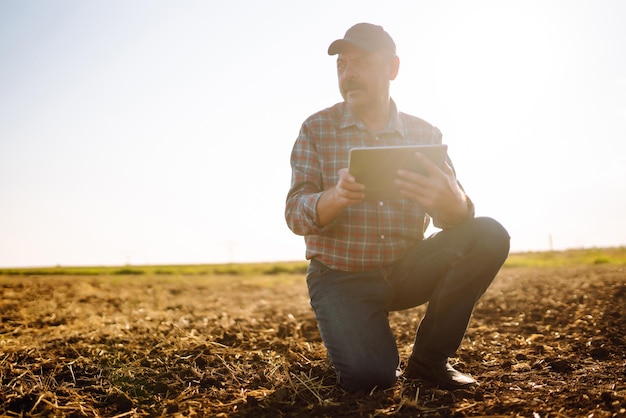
top-left (306, 217), bottom-right (510, 392)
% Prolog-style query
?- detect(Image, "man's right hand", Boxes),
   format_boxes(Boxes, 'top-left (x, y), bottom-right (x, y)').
top-left (315, 168), bottom-right (365, 226)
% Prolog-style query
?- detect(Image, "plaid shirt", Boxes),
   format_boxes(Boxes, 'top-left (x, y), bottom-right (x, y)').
top-left (286, 100), bottom-right (461, 272)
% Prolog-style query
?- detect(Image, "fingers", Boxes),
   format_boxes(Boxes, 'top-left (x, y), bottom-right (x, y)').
top-left (394, 153), bottom-right (454, 208)
top-left (395, 178), bottom-right (434, 206)
top-left (338, 168), bottom-right (363, 190)
top-left (338, 168), bottom-right (356, 182)
top-left (337, 168), bottom-right (365, 202)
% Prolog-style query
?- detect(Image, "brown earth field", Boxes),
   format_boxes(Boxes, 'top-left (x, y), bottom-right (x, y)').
top-left (1, 264), bottom-right (625, 417)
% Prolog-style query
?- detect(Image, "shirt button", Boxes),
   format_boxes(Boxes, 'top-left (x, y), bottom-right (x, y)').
top-left (378, 201), bottom-right (384, 207)
top-left (380, 235), bottom-right (385, 239)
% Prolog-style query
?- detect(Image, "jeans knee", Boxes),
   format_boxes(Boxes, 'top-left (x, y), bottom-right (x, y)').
top-left (473, 217), bottom-right (510, 260)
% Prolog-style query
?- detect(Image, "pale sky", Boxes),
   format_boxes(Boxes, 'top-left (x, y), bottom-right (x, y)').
top-left (1, 0), bottom-right (625, 267)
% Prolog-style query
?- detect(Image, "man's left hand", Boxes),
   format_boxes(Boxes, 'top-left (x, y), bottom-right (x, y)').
top-left (395, 153), bottom-right (469, 226)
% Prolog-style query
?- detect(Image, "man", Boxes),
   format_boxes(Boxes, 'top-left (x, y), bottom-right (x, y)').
top-left (285, 23), bottom-right (510, 393)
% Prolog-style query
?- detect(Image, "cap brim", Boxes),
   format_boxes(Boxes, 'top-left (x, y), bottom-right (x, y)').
top-left (327, 38), bottom-right (371, 55)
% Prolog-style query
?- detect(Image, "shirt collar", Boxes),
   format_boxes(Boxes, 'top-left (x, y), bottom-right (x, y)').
top-left (339, 98), bottom-right (405, 137)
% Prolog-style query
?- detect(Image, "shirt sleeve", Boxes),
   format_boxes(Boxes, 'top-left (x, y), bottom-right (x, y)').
top-left (285, 120), bottom-right (332, 236)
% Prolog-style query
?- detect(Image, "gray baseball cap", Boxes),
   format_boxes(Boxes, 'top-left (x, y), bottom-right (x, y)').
top-left (328, 23), bottom-right (396, 55)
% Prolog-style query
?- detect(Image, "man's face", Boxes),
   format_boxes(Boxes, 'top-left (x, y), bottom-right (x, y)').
top-left (336, 44), bottom-right (397, 113)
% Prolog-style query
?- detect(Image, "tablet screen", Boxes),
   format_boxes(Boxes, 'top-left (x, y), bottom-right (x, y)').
top-left (348, 144), bottom-right (448, 200)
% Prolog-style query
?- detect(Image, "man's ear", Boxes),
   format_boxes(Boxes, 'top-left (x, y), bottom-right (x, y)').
top-left (389, 55), bottom-right (400, 81)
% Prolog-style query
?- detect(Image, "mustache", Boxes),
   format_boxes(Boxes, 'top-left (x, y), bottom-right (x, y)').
top-left (341, 79), bottom-right (367, 94)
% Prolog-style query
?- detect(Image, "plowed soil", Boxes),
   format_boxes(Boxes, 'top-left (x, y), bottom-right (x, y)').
top-left (1, 265), bottom-right (625, 417)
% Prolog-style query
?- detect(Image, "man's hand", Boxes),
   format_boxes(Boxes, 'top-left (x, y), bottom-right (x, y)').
top-left (395, 153), bottom-right (469, 226)
top-left (316, 168), bottom-right (365, 226)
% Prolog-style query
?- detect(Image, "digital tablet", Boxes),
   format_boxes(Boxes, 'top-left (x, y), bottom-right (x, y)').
top-left (348, 144), bottom-right (448, 200)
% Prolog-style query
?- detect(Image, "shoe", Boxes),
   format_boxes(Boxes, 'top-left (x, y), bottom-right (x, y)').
top-left (405, 357), bottom-right (478, 390)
